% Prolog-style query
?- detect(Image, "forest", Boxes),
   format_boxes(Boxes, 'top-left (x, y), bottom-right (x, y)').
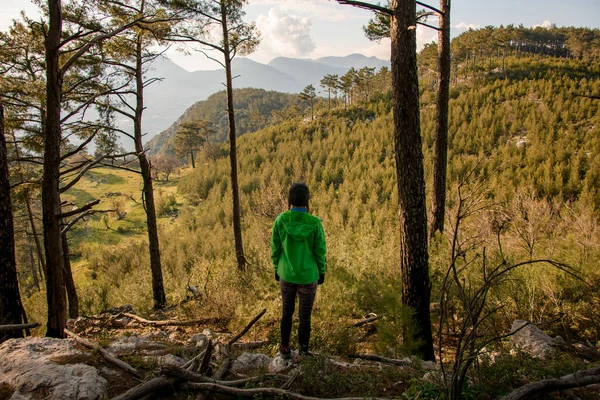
top-left (1, 1), bottom-right (600, 399)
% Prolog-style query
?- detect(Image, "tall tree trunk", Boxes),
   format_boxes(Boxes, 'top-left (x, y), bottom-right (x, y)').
top-left (390, 0), bottom-right (434, 361)
top-left (28, 243), bottom-right (40, 291)
top-left (61, 226), bottom-right (78, 318)
top-left (134, 35), bottom-right (166, 308)
top-left (43, 0), bottom-right (67, 338)
top-left (221, 1), bottom-right (246, 271)
top-left (190, 150), bottom-right (195, 169)
top-left (26, 197), bottom-right (46, 277)
top-left (0, 103), bottom-right (26, 337)
top-left (431, 0), bottom-right (451, 237)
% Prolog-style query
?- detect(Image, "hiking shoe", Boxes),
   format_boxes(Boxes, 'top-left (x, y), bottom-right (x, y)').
top-left (279, 345), bottom-right (292, 359)
top-left (299, 344), bottom-right (312, 357)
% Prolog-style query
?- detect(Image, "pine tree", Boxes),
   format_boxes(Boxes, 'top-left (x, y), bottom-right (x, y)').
top-left (298, 84), bottom-right (317, 120)
top-left (173, 120), bottom-right (214, 168)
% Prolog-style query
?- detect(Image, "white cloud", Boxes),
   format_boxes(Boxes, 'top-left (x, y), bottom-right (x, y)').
top-left (249, 0), bottom-right (364, 22)
top-left (256, 8), bottom-right (316, 58)
top-left (533, 20), bottom-right (554, 29)
top-left (454, 22), bottom-right (481, 30)
top-left (417, 25), bottom-right (438, 51)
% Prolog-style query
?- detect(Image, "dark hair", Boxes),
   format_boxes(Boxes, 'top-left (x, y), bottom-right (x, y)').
top-left (288, 182), bottom-right (310, 207)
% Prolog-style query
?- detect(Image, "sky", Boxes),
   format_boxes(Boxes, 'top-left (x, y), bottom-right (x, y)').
top-left (1, 0), bottom-right (599, 72)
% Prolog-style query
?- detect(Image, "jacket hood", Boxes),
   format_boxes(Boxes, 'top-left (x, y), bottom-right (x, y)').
top-left (281, 213), bottom-right (316, 240)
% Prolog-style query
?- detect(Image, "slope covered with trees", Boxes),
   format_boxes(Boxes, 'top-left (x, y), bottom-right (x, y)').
top-left (145, 88), bottom-right (300, 157)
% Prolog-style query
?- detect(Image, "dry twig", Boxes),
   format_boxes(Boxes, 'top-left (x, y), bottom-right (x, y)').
top-left (64, 329), bottom-right (141, 378)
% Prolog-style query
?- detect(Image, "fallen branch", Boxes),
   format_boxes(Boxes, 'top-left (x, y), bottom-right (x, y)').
top-left (326, 358), bottom-right (378, 370)
top-left (198, 339), bottom-right (213, 374)
top-left (0, 322), bottom-right (40, 332)
top-left (228, 308), bottom-right (267, 346)
top-left (183, 382), bottom-right (391, 400)
top-left (350, 315), bottom-right (381, 328)
top-left (111, 376), bottom-right (177, 400)
top-left (122, 312), bottom-right (225, 327)
top-left (281, 367), bottom-right (302, 390)
top-left (500, 365), bottom-right (600, 400)
top-left (348, 354), bottom-right (412, 366)
top-left (161, 365), bottom-right (277, 387)
top-left (183, 349), bottom-right (206, 371)
top-left (64, 329), bottom-right (141, 378)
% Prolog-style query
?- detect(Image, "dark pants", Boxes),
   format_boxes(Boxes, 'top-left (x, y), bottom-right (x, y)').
top-left (280, 280), bottom-right (318, 349)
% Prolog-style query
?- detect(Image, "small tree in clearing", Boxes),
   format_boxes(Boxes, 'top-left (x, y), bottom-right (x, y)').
top-left (173, 120), bottom-right (213, 168)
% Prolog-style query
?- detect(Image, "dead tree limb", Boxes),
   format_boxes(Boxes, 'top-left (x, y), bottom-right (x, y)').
top-left (64, 329), bottom-right (141, 378)
top-left (198, 339), bottom-right (213, 374)
top-left (0, 322), bottom-right (40, 332)
top-left (280, 367), bottom-right (302, 390)
top-left (122, 312), bottom-right (224, 327)
top-left (348, 353), bottom-right (412, 366)
top-left (183, 349), bottom-right (206, 371)
top-left (500, 365), bottom-right (600, 400)
top-left (111, 376), bottom-right (177, 400)
top-left (161, 365), bottom-right (276, 387)
top-left (227, 308), bottom-right (266, 346)
top-left (350, 315), bottom-right (381, 327)
top-left (182, 382), bottom-right (392, 400)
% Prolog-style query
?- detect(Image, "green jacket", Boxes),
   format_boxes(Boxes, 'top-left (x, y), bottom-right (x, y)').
top-left (271, 210), bottom-right (327, 284)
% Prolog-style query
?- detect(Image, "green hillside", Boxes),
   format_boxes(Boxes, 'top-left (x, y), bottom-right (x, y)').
top-left (145, 88), bottom-right (300, 157)
top-left (42, 50), bottom-right (600, 334)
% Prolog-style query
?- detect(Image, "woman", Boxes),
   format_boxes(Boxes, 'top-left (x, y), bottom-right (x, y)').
top-left (271, 182), bottom-right (327, 357)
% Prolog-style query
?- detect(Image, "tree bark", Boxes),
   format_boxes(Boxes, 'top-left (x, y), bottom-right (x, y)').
top-left (61, 227), bottom-right (79, 318)
top-left (134, 34), bottom-right (166, 309)
top-left (26, 197), bottom-right (46, 278)
top-left (390, 0), bottom-right (434, 361)
top-left (221, 2), bottom-right (246, 271)
top-left (28, 243), bottom-right (40, 290)
top-left (0, 103), bottom-right (26, 338)
top-left (430, 0), bottom-right (451, 237)
top-left (43, 0), bottom-right (68, 338)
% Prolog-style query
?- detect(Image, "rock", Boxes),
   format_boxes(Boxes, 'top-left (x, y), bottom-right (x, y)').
top-left (140, 331), bottom-right (168, 341)
top-left (0, 338), bottom-right (107, 400)
top-left (105, 304), bottom-right (135, 315)
top-left (105, 336), bottom-right (167, 355)
top-left (188, 333), bottom-right (208, 348)
top-left (268, 353), bottom-right (296, 374)
top-left (68, 317), bottom-right (89, 333)
top-left (422, 370), bottom-right (444, 384)
top-left (231, 353), bottom-right (272, 374)
top-left (510, 320), bottom-right (556, 359)
top-left (143, 354), bottom-right (187, 367)
top-left (201, 328), bottom-right (215, 340)
top-left (168, 331), bottom-right (185, 342)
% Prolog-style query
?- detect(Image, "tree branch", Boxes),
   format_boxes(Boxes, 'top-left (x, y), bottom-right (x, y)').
top-left (58, 199), bottom-right (101, 219)
top-left (335, 0), bottom-right (393, 15)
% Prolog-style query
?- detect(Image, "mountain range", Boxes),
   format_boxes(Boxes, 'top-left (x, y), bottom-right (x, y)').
top-left (133, 53), bottom-right (389, 147)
